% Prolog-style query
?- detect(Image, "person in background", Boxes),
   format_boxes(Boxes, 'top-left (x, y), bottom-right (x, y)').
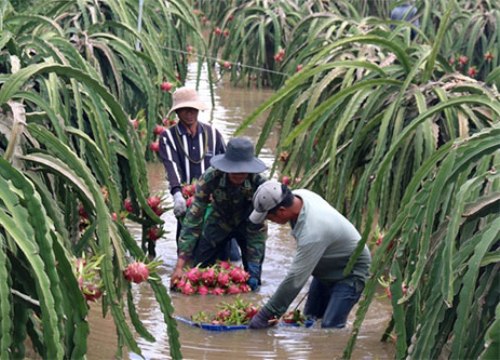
top-left (248, 180), bottom-right (371, 329)
top-left (390, 3), bottom-right (419, 39)
top-left (158, 86), bottom-right (239, 260)
top-left (170, 137), bottom-right (268, 291)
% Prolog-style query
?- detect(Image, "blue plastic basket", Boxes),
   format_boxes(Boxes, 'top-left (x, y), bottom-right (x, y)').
top-left (175, 316), bottom-right (248, 331)
top-left (175, 316), bottom-right (314, 331)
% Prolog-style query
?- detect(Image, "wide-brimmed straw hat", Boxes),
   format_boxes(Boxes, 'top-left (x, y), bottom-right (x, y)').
top-left (167, 87), bottom-right (208, 116)
top-left (210, 137), bottom-right (267, 174)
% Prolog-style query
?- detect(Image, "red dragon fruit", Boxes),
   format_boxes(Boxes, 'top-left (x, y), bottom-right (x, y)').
top-left (280, 175), bottom-right (291, 186)
top-left (149, 195), bottom-right (165, 215)
top-left (176, 278), bottom-right (186, 289)
top-left (153, 124), bottom-right (165, 136)
top-left (74, 256), bottom-right (104, 302)
top-left (230, 267), bottom-right (248, 284)
top-left (239, 283), bottom-right (251, 293)
top-left (198, 285), bottom-right (209, 295)
top-left (181, 282), bottom-right (196, 295)
top-left (123, 199), bottom-right (134, 213)
top-left (227, 284), bottom-right (241, 295)
top-left (201, 268), bottom-right (216, 286)
top-left (147, 226), bottom-right (161, 241)
top-left (147, 196), bottom-right (162, 209)
top-left (218, 260), bottom-right (232, 270)
top-left (123, 262), bottom-right (149, 284)
top-left (191, 297), bottom-right (261, 325)
top-left (150, 141), bottom-right (160, 152)
top-left (244, 305), bottom-right (259, 320)
top-left (186, 267), bottom-right (201, 283)
top-left (181, 183), bottom-right (196, 198)
top-left (216, 309), bottom-right (231, 321)
top-left (212, 287), bottom-right (225, 296)
top-left (81, 282), bottom-right (103, 302)
top-left (217, 272), bottom-right (230, 287)
top-left (78, 204), bottom-right (88, 219)
top-left (74, 257), bottom-right (86, 270)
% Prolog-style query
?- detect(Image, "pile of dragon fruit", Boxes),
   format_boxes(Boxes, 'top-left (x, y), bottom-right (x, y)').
top-left (172, 261), bottom-right (252, 295)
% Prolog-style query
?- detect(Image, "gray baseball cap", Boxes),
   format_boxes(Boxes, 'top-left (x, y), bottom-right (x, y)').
top-left (249, 180), bottom-right (285, 224)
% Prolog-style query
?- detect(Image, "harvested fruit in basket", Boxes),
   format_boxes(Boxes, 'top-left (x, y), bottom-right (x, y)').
top-left (172, 261), bottom-right (251, 295)
top-left (191, 296), bottom-right (260, 325)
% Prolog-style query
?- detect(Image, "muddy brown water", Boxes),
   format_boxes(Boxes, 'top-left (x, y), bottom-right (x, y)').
top-left (87, 64), bottom-right (394, 360)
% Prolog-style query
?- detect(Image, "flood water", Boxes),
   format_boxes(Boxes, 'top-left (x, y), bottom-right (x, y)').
top-left (87, 64), bottom-right (394, 359)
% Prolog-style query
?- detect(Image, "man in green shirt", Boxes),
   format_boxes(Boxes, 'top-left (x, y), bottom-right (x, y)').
top-left (248, 180), bottom-right (371, 328)
top-left (170, 137), bottom-right (268, 291)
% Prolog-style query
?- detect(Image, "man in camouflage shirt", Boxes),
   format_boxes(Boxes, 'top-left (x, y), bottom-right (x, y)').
top-left (171, 137), bottom-right (268, 291)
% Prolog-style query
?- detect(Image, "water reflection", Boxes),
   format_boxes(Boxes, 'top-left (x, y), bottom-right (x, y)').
top-left (89, 64), bottom-right (394, 359)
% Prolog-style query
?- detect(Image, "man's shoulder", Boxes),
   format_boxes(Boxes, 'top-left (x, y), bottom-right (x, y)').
top-left (160, 125), bottom-right (177, 138)
top-left (293, 189), bottom-right (323, 201)
top-left (201, 167), bottom-right (221, 181)
top-left (199, 121), bottom-right (225, 135)
top-left (250, 173), bottom-right (268, 186)
top-left (294, 189), bottom-right (336, 218)
top-left (198, 121), bottom-right (214, 130)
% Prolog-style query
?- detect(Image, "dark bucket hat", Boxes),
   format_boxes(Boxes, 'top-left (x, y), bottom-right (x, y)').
top-left (210, 137), bottom-right (267, 174)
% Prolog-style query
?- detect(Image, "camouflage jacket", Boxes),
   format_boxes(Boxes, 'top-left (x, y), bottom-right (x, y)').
top-left (178, 167), bottom-right (267, 262)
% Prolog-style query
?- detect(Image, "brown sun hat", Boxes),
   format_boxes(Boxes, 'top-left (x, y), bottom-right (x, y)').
top-left (167, 87), bottom-right (208, 116)
top-left (210, 137), bottom-right (267, 174)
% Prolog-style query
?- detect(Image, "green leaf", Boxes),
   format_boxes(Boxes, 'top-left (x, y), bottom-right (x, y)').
top-left (422, 4), bottom-right (453, 82)
top-left (21, 153), bottom-right (95, 206)
top-left (0, 235), bottom-right (12, 359)
top-left (451, 217), bottom-right (500, 359)
top-left (480, 303), bottom-right (500, 360)
top-left (0, 208), bottom-right (62, 359)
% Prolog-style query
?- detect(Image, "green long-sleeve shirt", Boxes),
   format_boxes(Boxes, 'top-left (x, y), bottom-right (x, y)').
top-left (178, 167), bottom-right (267, 263)
top-left (265, 189), bottom-right (371, 317)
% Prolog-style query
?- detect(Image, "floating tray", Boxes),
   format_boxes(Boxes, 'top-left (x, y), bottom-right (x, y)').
top-left (175, 316), bottom-right (314, 331)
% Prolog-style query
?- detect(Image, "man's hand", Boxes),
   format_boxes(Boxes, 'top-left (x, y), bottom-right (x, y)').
top-left (249, 307), bottom-right (278, 329)
top-left (246, 262), bottom-right (261, 291)
top-left (170, 258), bottom-right (186, 289)
top-left (173, 192), bottom-right (187, 218)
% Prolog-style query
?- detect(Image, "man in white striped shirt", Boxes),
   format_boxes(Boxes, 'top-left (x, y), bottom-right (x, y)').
top-left (158, 87), bottom-right (226, 250)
